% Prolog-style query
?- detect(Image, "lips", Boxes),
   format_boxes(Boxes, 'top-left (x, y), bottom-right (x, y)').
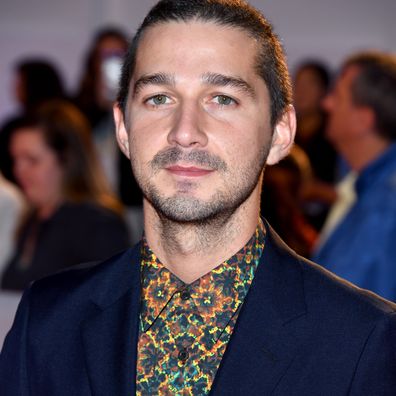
top-left (165, 165), bottom-right (214, 177)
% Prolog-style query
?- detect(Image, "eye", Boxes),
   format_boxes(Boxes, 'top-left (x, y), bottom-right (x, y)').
top-left (212, 95), bottom-right (237, 106)
top-left (146, 94), bottom-right (171, 106)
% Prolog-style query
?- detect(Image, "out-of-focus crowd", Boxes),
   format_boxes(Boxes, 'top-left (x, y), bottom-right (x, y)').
top-left (0, 28), bottom-right (140, 291)
top-left (1, 27), bottom-right (396, 302)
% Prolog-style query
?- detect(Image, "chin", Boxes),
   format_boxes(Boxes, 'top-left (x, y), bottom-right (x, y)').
top-left (146, 182), bottom-right (253, 225)
top-left (154, 196), bottom-right (225, 223)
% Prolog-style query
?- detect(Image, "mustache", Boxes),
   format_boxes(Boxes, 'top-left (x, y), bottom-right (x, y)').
top-left (150, 147), bottom-right (227, 172)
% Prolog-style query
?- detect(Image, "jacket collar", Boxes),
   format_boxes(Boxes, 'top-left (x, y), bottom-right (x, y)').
top-left (210, 222), bottom-right (308, 395)
top-left (80, 246), bottom-right (142, 396)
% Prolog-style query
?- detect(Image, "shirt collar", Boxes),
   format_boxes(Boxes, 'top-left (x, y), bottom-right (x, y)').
top-left (139, 220), bottom-right (266, 339)
top-left (139, 244), bottom-right (184, 331)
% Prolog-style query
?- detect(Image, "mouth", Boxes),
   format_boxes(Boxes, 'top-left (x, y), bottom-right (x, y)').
top-left (165, 165), bottom-right (214, 177)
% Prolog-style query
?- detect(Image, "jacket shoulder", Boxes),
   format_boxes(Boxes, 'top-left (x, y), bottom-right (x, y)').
top-left (300, 254), bottom-right (396, 320)
top-left (267, 223), bottom-right (396, 321)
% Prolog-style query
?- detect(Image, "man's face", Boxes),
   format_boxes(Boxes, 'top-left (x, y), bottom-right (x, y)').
top-left (322, 66), bottom-right (362, 149)
top-left (115, 21), bottom-right (293, 223)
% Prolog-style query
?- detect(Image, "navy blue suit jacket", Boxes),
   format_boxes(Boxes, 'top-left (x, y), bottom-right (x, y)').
top-left (1, 225), bottom-right (396, 395)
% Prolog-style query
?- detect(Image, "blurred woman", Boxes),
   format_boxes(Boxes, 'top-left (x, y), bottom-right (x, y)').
top-left (294, 60), bottom-right (336, 184)
top-left (1, 101), bottom-right (129, 291)
top-left (261, 146), bottom-right (318, 257)
top-left (0, 59), bottom-right (67, 182)
top-left (74, 27), bottom-right (143, 242)
top-left (75, 27), bottom-right (128, 128)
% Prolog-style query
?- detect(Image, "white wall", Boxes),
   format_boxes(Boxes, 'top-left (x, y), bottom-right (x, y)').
top-left (255, 0), bottom-right (396, 69)
top-left (1, 0), bottom-right (395, 124)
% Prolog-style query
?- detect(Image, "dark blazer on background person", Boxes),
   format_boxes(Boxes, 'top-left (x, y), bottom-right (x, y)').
top-left (1, 223), bottom-right (396, 395)
top-left (1, 202), bottom-right (130, 291)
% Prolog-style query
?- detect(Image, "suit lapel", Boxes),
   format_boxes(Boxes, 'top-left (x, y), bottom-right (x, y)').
top-left (210, 225), bottom-right (308, 395)
top-left (81, 246), bottom-right (142, 396)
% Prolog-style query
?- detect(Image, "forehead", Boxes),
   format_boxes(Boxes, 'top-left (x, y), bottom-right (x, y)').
top-left (11, 127), bottom-right (45, 148)
top-left (133, 21), bottom-right (261, 80)
top-left (296, 68), bottom-right (321, 84)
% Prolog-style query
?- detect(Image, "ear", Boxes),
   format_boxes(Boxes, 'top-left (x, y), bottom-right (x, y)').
top-left (266, 105), bottom-right (296, 165)
top-left (113, 104), bottom-right (130, 158)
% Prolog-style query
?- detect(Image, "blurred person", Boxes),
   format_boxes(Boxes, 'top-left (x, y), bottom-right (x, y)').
top-left (75, 27), bottom-right (143, 241)
top-left (0, 172), bottom-right (25, 274)
top-left (75, 27), bottom-right (128, 127)
top-left (294, 61), bottom-right (338, 230)
top-left (294, 60), bottom-right (336, 183)
top-left (261, 145), bottom-right (317, 257)
top-left (1, 2), bottom-right (396, 395)
top-left (1, 100), bottom-right (129, 291)
top-left (74, 27), bottom-right (129, 192)
top-left (313, 51), bottom-right (396, 301)
top-left (0, 59), bottom-right (67, 183)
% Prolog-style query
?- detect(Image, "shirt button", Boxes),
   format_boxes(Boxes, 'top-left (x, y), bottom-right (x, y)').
top-left (178, 348), bottom-right (189, 363)
top-left (180, 289), bottom-right (191, 301)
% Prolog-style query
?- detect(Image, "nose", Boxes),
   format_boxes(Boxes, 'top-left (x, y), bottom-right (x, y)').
top-left (167, 102), bottom-right (208, 148)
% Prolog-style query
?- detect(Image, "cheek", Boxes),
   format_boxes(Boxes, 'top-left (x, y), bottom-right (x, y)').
top-left (12, 161), bottom-right (25, 182)
top-left (130, 105), bottom-right (173, 135)
top-left (130, 105), bottom-right (171, 140)
top-left (129, 108), bottom-right (176, 166)
top-left (49, 165), bottom-right (63, 185)
top-left (334, 105), bottom-right (353, 129)
top-left (218, 127), bottom-right (269, 173)
top-left (36, 159), bottom-right (63, 191)
top-left (14, 161), bottom-right (40, 186)
top-left (128, 127), bottom-right (163, 178)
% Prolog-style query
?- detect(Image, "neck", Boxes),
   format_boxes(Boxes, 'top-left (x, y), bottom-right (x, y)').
top-left (143, 192), bottom-right (261, 284)
top-left (338, 133), bottom-right (390, 172)
top-left (37, 199), bottom-right (62, 220)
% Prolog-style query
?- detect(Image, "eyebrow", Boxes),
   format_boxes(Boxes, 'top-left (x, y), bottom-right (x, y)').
top-left (132, 71), bottom-right (256, 98)
top-left (201, 72), bottom-right (256, 98)
top-left (133, 73), bottom-right (176, 96)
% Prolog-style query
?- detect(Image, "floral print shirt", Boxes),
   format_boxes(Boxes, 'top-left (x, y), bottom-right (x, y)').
top-left (136, 222), bottom-right (266, 395)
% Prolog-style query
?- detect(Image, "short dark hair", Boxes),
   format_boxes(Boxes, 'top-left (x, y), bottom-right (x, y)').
top-left (343, 52), bottom-right (396, 141)
top-left (117, 0), bottom-right (292, 127)
top-left (16, 59), bottom-right (65, 111)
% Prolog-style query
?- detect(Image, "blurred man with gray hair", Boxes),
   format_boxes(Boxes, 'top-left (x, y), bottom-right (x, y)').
top-left (314, 52), bottom-right (396, 302)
